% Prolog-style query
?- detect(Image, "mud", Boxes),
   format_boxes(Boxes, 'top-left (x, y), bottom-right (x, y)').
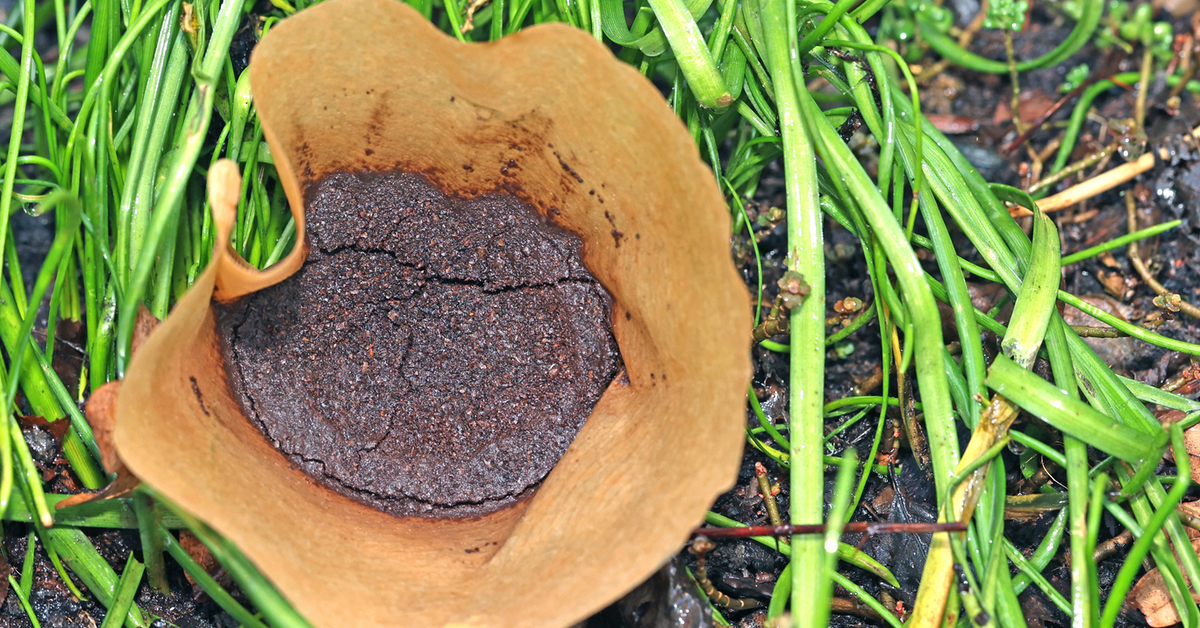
top-left (219, 171), bottom-right (620, 518)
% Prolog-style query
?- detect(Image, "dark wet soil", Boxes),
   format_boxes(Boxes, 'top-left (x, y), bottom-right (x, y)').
top-left (218, 170), bottom-right (620, 518)
top-left (0, 525), bottom-right (235, 628)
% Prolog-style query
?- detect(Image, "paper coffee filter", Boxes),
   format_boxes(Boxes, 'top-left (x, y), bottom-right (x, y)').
top-left (111, 0), bottom-right (751, 625)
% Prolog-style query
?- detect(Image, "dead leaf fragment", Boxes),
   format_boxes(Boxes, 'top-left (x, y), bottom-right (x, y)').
top-left (924, 114), bottom-right (979, 134)
top-left (57, 308), bottom-right (161, 509)
top-left (992, 88), bottom-right (1057, 126)
top-left (1098, 270), bottom-right (1137, 300)
top-left (1129, 538), bottom-right (1200, 625)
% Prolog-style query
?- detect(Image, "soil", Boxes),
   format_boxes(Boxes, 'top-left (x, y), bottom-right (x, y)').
top-left (0, 525), bottom-right (236, 628)
top-left (218, 170), bottom-right (621, 518)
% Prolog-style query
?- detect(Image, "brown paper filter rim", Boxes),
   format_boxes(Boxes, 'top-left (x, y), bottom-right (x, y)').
top-left (113, 1), bottom-right (752, 626)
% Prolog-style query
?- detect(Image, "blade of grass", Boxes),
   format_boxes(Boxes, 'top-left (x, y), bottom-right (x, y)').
top-left (44, 526), bottom-right (148, 628)
top-left (157, 495), bottom-right (315, 628)
top-left (99, 554), bottom-right (145, 628)
top-left (1101, 425), bottom-right (1193, 627)
top-left (116, 0), bottom-right (245, 375)
top-left (158, 525), bottom-right (271, 628)
top-left (751, 0), bottom-right (826, 623)
top-left (6, 574), bottom-right (42, 628)
top-left (985, 355), bottom-right (1159, 462)
top-left (915, 0), bottom-right (1101, 74)
top-left (0, 0), bottom-right (39, 265)
top-left (132, 490), bottom-right (167, 594)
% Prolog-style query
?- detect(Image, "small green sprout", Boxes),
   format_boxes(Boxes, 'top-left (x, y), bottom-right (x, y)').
top-left (910, 0), bottom-right (953, 33)
top-left (1102, 0), bottom-right (1174, 59)
top-left (777, 270), bottom-right (811, 311)
top-left (984, 0), bottom-right (1029, 31)
top-left (1060, 64), bottom-right (1090, 92)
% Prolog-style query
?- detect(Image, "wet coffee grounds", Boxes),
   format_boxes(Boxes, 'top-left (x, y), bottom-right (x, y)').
top-left (218, 171), bottom-right (621, 518)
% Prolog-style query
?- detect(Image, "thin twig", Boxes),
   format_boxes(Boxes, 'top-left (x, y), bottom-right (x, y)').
top-left (1125, 191), bottom-right (1200, 320)
top-left (1005, 29), bottom-right (1025, 137)
top-left (755, 462), bottom-right (783, 526)
top-left (690, 521), bottom-right (968, 539)
top-left (1029, 141), bottom-right (1117, 195)
top-left (1004, 81), bottom-right (1096, 155)
top-left (1014, 124), bottom-right (1200, 216)
top-left (1134, 48), bottom-right (1154, 133)
top-left (1010, 153), bottom-right (1156, 216)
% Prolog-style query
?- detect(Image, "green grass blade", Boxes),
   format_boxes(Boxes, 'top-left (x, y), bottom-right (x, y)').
top-left (99, 555), bottom-right (145, 628)
top-left (985, 355), bottom-right (1158, 462)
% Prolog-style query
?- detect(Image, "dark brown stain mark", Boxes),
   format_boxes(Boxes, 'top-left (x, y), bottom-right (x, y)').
top-left (190, 376), bottom-right (211, 416)
top-left (635, 233), bottom-right (640, 239)
top-left (553, 152), bottom-right (584, 183)
top-left (450, 95), bottom-right (455, 102)
top-left (589, 189), bottom-right (595, 195)
top-left (604, 211), bottom-right (624, 247)
top-left (463, 164), bottom-right (474, 172)
top-left (625, 312), bottom-right (631, 320)
top-left (365, 148), bottom-right (374, 156)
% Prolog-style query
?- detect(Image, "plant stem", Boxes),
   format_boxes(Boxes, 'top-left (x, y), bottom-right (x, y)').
top-left (752, 0), bottom-right (824, 623)
top-left (645, 0), bottom-right (731, 108)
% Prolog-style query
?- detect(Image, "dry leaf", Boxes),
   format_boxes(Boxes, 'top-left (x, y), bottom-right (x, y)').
top-left (1129, 538), bottom-right (1200, 626)
top-left (57, 308), bottom-right (161, 509)
top-left (178, 530), bottom-right (219, 588)
top-left (107, 1), bottom-right (751, 626)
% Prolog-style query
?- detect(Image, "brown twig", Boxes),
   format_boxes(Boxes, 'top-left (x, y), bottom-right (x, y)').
top-left (831, 596), bottom-right (889, 622)
top-left (1014, 123), bottom-right (1200, 217)
top-left (1125, 191), bottom-right (1200, 320)
top-left (1003, 81), bottom-right (1096, 155)
top-left (690, 521), bottom-right (968, 539)
top-left (1167, 33), bottom-right (1197, 105)
top-left (1093, 529), bottom-right (1134, 562)
top-left (853, 364), bottom-right (884, 397)
top-left (1010, 153), bottom-right (1156, 216)
top-left (1005, 29), bottom-right (1026, 137)
top-left (1029, 141), bottom-right (1118, 195)
top-left (755, 463), bottom-right (783, 527)
top-left (1134, 48), bottom-right (1154, 134)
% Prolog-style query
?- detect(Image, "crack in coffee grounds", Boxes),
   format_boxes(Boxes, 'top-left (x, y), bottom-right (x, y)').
top-left (218, 171), bottom-right (621, 518)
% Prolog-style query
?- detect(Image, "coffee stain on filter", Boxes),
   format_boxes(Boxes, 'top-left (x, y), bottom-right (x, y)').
top-left (102, 0), bottom-right (751, 625)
